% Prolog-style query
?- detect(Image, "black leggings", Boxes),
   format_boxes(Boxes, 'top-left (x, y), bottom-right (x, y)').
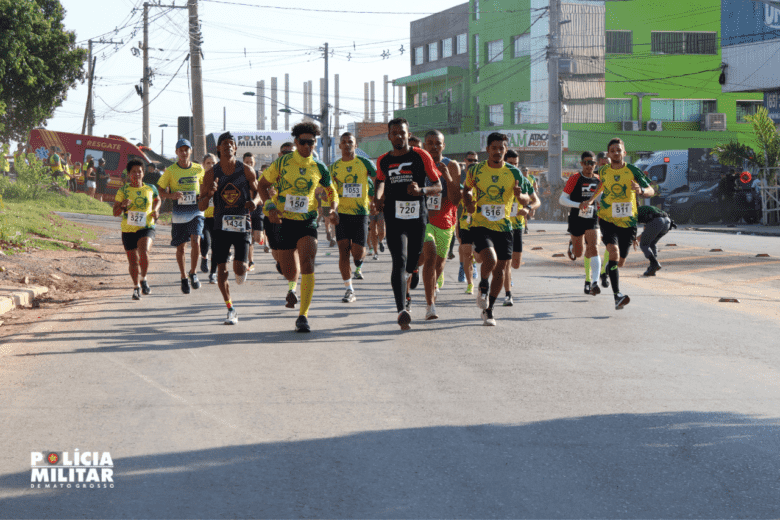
top-left (385, 216), bottom-right (426, 312)
top-left (201, 218), bottom-right (213, 256)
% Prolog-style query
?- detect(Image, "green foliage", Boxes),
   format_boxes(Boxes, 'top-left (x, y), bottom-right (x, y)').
top-left (713, 107), bottom-right (780, 184)
top-left (711, 141), bottom-right (756, 168)
top-left (0, 0), bottom-right (87, 142)
top-left (0, 198), bottom-right (99, 253)
top-left (0, 153), bottom-right (65, 200)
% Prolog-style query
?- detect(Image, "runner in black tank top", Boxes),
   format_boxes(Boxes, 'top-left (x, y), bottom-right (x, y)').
top-left (199, 132), bottom-right (260, 325)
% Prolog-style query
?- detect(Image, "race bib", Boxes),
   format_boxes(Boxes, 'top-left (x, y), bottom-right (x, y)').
top-left (285, 195), bottom-right (309, 213)
top-left (342, 183), bottom-right (362, 198)
top-left (126, 211), bottom-right (147, 227)
top-left (511, 202), bottom-right (519, 217)
top-left (580, 205), bottom-right (595, 219)
top-left (395, 200), bottom-right (420, 220)
top-left (426, 195), bottom-right (441, 211)
top-left (481, 204), bottom-right (506, 222)
top-left (180, 191), bottom-right (197, 205)
top-left (611, 201), bottom-right (632, 219)
top-left (208, 197), bottom-right (214, 208)
top-left (222, 215), bottom-right (247, 233)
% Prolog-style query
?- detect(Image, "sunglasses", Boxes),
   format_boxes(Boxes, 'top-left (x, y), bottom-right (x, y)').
top-left (583, 160), bottom-right (596, 166)
top-left (465, 158), bottom-right (477, 163)
top-left (298, 139), bottom-right (315, 146)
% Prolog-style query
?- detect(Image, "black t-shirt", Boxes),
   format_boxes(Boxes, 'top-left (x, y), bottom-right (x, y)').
top-left (376, 147), bottom-right (440, 221)
top-left (563, 172), bottom-right (600, 219)
top-left (96, 166), bottom-right (108, 185)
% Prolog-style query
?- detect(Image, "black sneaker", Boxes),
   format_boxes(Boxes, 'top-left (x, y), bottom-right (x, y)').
top-left (285, 290), bottom-right (298, 308)
top-left (140, 279), bottom-right (151, 295)
top-left (600, 273), bottom-right (610, 288)
top-left (379, 242), bottom-right (385, 252)
top-left (189, 272), bottom-right (201, 290)
top-left (615, 293), bottom-right (630, 310)
top-left (181, 278), bottom-right (191, 294)
top-left (584, 281), bottom-right (591, 294)
top-left (590, 283), bottom-right (601, 296)
top-left (397, 310), bottom-right (411, 330)
top-left (132, 287), bottom-right (141, 300)
top-left (410, 270), bottom-right (420, 290)
top-left (295, 315), bottom-right (311, 333)
top-left (200, 257), bottom-right (209, 273)
top-left (643, 262), bottom-right (661, 277)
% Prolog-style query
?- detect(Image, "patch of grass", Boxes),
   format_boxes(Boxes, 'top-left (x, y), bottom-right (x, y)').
top-left (36, 192), bottom-right (113, 216)
top-left (0, 200), bottom-right (100, 254)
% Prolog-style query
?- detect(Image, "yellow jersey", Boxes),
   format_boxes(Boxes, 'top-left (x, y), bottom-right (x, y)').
top-left (330, 157), bottom-right (377, 216)
top-left (262, 150), bottom-right (337, 222)
top-left (465, 161), bottom-right (526, 232)
top-left (115, 183), bottom-right (159, 233)
top-left (596, 163), bottom-right (650, 228)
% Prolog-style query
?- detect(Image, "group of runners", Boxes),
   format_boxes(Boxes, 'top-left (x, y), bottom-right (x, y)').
top-left (114, 119), bottom-right (660, 331)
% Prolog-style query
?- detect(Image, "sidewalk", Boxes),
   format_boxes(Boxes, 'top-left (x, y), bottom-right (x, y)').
top-left (684, 223), bottom-right (780, 237)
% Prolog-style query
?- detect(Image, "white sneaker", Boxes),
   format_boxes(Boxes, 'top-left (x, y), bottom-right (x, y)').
top-left (225, 308), bottom-right (238, 325)
top-left (503, 295), bottom-right (513, 307)
top-left (481, 309), bottom-right (496, 326)
top-left (425, 304), bottom-right (439, 320)
top-left (476, 288), bottom-right (488, 310)
top-left (342, 288), bottom-right (356, 303)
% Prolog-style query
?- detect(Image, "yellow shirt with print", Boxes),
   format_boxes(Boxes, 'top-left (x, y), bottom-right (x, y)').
top-left (465, 161), bottom-right (525, 232)
top-left (510, 175), bottom-right (535, 230)
top-left (331, 157), bottom-right (377, 216)
top-left (115, 183), bottom-right (159, 233)
top-left (597, 163), bottom-right (650, 228)
top-left (262, 150), bottom-right (338, 222)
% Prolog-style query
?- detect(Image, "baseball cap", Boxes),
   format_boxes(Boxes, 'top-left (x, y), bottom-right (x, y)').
top-left (175, 138), bottom-right (192, 150)
top-left (217, 132), bottom-right (235, 147)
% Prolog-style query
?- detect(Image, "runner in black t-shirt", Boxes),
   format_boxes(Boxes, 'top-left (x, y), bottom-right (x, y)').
top-left (375, 118), bottom-right (441, 330)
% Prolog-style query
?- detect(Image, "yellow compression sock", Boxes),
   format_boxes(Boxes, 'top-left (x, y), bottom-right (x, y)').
top-left (288, 280), bottom-right (297, 292)
top-left (300, 274), bottom-right (314, 317)
top-left (601, 250), bottom-right (609, 274)
top-left (225, 300), bottom-right (233, 310)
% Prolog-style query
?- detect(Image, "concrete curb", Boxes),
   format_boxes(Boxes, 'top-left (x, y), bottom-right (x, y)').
top-left (0, 285), bottom-right (49, 316)
top-left (689, 227), bottom-right (780, 237)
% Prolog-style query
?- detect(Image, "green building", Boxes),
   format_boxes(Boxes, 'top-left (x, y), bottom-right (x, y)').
top-left (360, 0), bottom-right (763, 183)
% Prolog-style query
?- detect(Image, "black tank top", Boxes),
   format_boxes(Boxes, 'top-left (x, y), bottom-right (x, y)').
top-left (213, 161), bottom-right (251, 231)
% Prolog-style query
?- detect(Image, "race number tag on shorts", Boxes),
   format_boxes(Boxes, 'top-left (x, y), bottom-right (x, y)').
top-left (426, 195), bottom-right (441, 211)
top-left (180, 191), bottom-right (197, 205)
top-left (342, 183), bottom-right (362, 198)
top-left (611, 202), bottom-right (632, 219)
top-left (395, 200), bottom-right (420, 220)
top-left (208, 197), bottom-right (214, 208)
top-left (126, 211), bottom-right (147, 227)
top-left (482, 204), bottom-right (506, 222)
top-left (284, 195), bottom-right (309, 213)
top-left (580, 205), bottom-right (595, 219)
top-left (511, 202), bottom-right (519, 217)
top-left (222, 215), bottom-right (247, 232)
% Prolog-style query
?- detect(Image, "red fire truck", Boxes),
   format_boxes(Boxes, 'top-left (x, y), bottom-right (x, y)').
top-left (27, 129), bottom-right (150, 194)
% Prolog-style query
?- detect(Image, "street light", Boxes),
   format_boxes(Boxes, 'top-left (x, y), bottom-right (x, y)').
top-left (159, 124), bottom-right (175, 157)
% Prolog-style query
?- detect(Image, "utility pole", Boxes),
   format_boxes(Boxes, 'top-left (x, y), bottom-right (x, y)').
top-left (284, 74), bottom-right (290, 131)
top-left (547, 0), bottom-right (562, 185)
top-left (188, 0), bottom-right (206, 161)
top-left (83, 38), bottom-right (121, 135)
top-left (142, 2), bottom-right (150, 145)
top-left (321, 42), bottom-right (330, 165)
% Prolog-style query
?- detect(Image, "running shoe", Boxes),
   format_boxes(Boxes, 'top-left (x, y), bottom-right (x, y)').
top-left (285, 290), bottom-right (299, 308)
top-left (447, 251), bottom-right (456, 260)
top-left (235, 271), bottom-right (247, 285)
top-left (615, 293), bottom-right (630, 310)
top-left (379, 241), bottom-right (385, 252)
top-left (373, 253), bottom-right (379, 260)
top-left (263, 244), bottom-right (270, 253)
top-left (458, 263), bottom-right (466, 283)
top-left (353, 268), bottom-right (364, 280)
top-left (465, 283), bottom-right (474, 294)
top-left (225, 308), bottom-right (238, 325)
top-left (482, 309), bottom-right (497, 326)
top-left (342, 289), bottom-right (356, 303)
top-left (132, 287), bottom-right (141, 300)
top-left (201, 257), bottom-right (209, 273)
top-left (503, 295), bottom-right (513, 307)
top-left (248, 262), bottom-right (255, 272)
top-left (476, 280), bottom-right (489, 310)
top-left (425, 304), bottom-right (439, 320)
top-left (189, 272), bottom-right (201, 290)
top-left (600, 273), bottom-right (610, 288)
top-left (589, 283), bottom-right (601, 296)
top-left (584, 281), bottom-right (591, 294)
top-left (437, 273), bottom-right (444, 289)
top-left (524, 227), bottom-right (529, 235)
top-left (295, 315), bottom-right (311, 333)
top-left (329, 238), bottom-right (337, 247)
top-left (140, 279), bottom-right (151, 295)
top-left (208, 273), bottom-right (217, 284)
top-left (397, 309), bottom-right (411, 330)
top-left (181, 278), bottom-right (191, 294)
top-left (405, 295), bottom-right (412, 312)
top-left (643, 262), bottom-right (661, 277)
top-left (410, 270), bottom-right (420, 290)
top-left (567, 240), bottom-right (575, 261)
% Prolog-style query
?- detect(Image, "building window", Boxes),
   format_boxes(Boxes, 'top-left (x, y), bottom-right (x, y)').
top-left (421, 92), bottom-right (428, 106)
top-left (474, 0), bottom-right (480, 20)
top-left (442, 37), bottom-right (453, 58)
top-left (513, 102), bottom-right (530, 124)
top-left (606, 99), bottom-right (632, 122)
top-left (488, 104), bottom-right (504, 126)
top-left (487, 39), bottom-right (504, 62)
top-left (457, 33), bottom-right (467, 54)
top-left (513, 34), bottom-right (530, 58)
top-left (651, 32), bottom-right (717, 55)
top-left (474, 34), bottom-right (480, 66)
top-left (414, 46), bottom-right (424, 65)
top-left (413, 93), bottom-right (419, 107)
top-left (606, 31), bottom-right (632, 54)
top-left (736, 100), bottom-right (763, 123)
top-left (651, 99), bottom-right (717, 121)
top-left (428, 42), bottom-right (438, 62)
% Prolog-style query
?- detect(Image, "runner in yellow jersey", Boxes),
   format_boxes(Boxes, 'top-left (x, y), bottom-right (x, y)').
top-left (463, 132), bottom-right (532, 326)
top-left (331, 132), bottom-right (377, 303)
top-left (581, 138), bottom-right (653, 310)
top-left (502, 150), bottom-right (540, 306)
top-left (258, 122), bottom-right (339, 332)
top-left (113, 158), bottom-right (161, 300)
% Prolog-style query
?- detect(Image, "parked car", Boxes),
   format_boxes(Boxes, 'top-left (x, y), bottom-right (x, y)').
top-left (663, 181), bottom-right (761, 224)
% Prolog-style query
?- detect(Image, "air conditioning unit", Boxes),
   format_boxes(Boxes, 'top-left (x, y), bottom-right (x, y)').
top-left (647, 120), bottom-right (663, 132)
top-left (705, 113), bottom-right (727, 131)
top-left (622, 120), bottom-right (639, 131)
top-left (558, 58), bottom-right (577, 75)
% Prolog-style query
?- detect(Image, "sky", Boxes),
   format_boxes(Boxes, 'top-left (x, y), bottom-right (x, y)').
top-left (49, 0), bottom-right (468, 156)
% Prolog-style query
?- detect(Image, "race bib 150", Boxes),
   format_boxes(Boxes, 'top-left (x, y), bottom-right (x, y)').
top-left (284, 195), bottom-right (309, 213)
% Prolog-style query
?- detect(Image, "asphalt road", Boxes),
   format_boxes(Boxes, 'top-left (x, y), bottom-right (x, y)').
top-left (1, 217), bottom-right (779, 518)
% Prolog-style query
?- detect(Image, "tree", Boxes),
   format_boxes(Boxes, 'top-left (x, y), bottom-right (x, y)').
top-left (0, 0), bottom-right (87, 142)
top-left (713, 107), bottom-right (780, 184)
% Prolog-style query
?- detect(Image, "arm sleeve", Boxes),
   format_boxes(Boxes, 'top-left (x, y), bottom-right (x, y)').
top-left (559, 191), bottom-right (579, 209)
top-left (563, 174), bottom-right (579, 195)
